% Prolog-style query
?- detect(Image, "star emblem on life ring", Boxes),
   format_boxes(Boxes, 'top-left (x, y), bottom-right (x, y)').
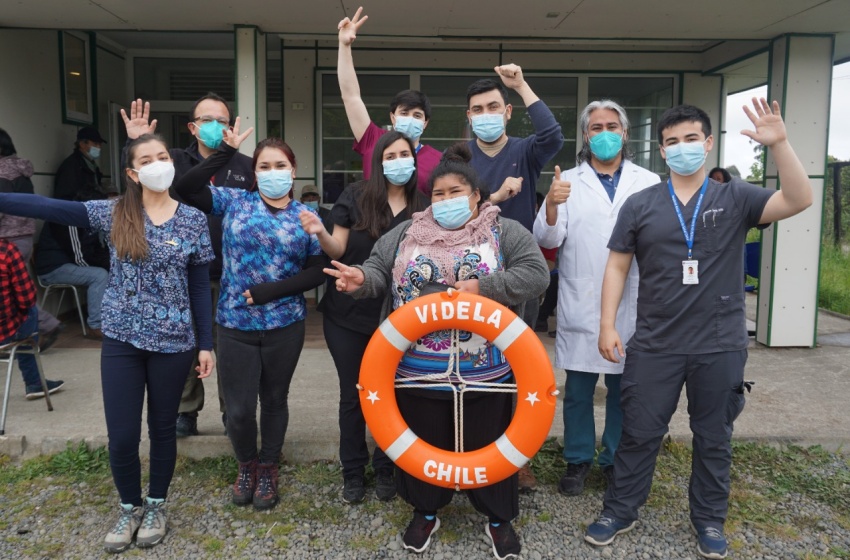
top-left (525, 392), bottom-right (540, 406)
top-left (367, 390), bottom-right (380, 404)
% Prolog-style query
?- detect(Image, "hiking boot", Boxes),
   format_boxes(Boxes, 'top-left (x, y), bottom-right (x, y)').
top-left (375, 470), bottom-right (396, 501)
top-left (691, 520), bottom-right (728, 559)
top-left (136, 497), bottom-right (167, 548)
top-left (602, 465), bottom-right (615, 487)
top-left (175, 413), bottom-right (198, 437)
top-left (558, 462), bottom-right (591, 496)
top-left (342, 475), bottom-right (365, 504)
top-left (584, 514), bottom-right (636, 546)
top-left (402, 513), bottom-right (440, 553)
top-left (253, 462), bottom-right (280, 510)
top-left (232, 458), bottom-right (258, 506)
top-left (517, 464), bottom-right (537, 491)
top-left (486, 521), bottom-right (521, 559)
top-left (103, 503), bottom-right (142, 553)
top-left (25, 379), bottom-right (64, 400)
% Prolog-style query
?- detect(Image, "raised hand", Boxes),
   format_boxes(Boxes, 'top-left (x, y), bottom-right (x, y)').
top-left (299, 209), bottom-right (325, 235)
top-left (120, 99), bottom-right (157, 140)
top-left (741, 98), bottom-right (787, 148)
top-left (338, 6), bottom-right (368, 46)
top-left (222, 116), bottom-right (254, 150)
top-left (547, 165), bottom-right (571, 205)
top-left (494, 64), bottom-right (525, 90)
top-left (323, 260), bottom-right (365, 293)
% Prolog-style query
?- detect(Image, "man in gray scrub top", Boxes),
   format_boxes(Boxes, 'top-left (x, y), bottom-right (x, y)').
top-left (584, 99), bottom-right (813, 560)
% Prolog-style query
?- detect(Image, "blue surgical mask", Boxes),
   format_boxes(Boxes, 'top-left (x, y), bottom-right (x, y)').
top-left (197, 120), bottom-right (226, 149)
top-left (471, 113), bottom-right (506, 143)
top-left (88, 146), bottom-right (101, 159)
top-left (256, 169), bottom-right (293, 199)
top-left (432, 194), bottom-right (473, 229)
top-left (304, 200), bottom-right (319, 210)
top-left (589, 131), bottom-right (623, 162)
top-left (393, 116), bottom-right (425, 141)
top-left (664, 140), bottom-right (708, 176)
top-left (382, 157), bottom-right (415, 185)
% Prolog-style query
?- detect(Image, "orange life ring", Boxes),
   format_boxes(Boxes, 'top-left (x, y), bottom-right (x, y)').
top-left (358, 290), bottom-right (557, 490)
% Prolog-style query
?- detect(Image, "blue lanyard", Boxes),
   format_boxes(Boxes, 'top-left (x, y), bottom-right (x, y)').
top-left (415, 144), bottom-right (423, 155)
top-left (667, 177), bottom-right (708, 259)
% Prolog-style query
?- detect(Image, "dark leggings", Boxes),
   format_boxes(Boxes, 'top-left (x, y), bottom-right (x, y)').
top-left (101, 337), bottom-right (194, 507)
top-left (217, 321), bottom-right (305, 464)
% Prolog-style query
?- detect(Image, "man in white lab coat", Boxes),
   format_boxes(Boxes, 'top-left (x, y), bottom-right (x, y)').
top-left (533, 100), bottom-right (659, 496)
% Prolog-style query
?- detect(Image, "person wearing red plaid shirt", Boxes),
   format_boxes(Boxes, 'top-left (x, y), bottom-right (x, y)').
top-left (0, 239), bottom-right (64, 399)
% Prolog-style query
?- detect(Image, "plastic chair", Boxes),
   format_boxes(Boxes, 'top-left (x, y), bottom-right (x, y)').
top-left (37, 276), bottom-right (87, 336)
top-left (0, 337), bottom-right (53, 435)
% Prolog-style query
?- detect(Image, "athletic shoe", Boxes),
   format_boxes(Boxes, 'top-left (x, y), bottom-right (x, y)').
top-left (135, 497), bottom-right (167, 548)
top-left (402, 513), bottom-right (440, 553)
top-left (375, 470), bottom-right (396, 501)
top-left (103, 503), bottom-right (142, 553)
top-left (232, 458), bottom-right (258, 506)
top-left (558, 462), bottom-right (591, 496)
top-left (342, 475), bottom-right (365, 504)
top-left (253, 462), bottom-right (280, 510)
top-left (25, 379), bottom-right (64, 400)
top-left (584, 514), bottom-right (636, 546)
top-left (691, 520), bottom-right (728, 559)
top-left (485, 522), bottom-right (521, 559)
top-left (175, 413), bottom-right (198, 437)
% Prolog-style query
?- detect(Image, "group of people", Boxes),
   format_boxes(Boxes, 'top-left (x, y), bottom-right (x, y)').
top-left (0, 7), bottom-right (814, 560)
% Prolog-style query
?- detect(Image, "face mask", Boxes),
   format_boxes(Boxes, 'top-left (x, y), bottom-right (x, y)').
top-left (664, 140), bottom-right (708, 176)
top-left (88, 146), bottom-right (101, 160)
top-left (134, 161), bottom-right (175, 193)
top-left (589, 131), bottom-right (623, 162)
top-left (197, 120), bottom-right (226, 149)
top-left (257, 169), bottom-right (293, 199)
top-left (471, 113), bottom-right (506, 143)
top-left (382, 157), bottom-right (415, 185)
top-left (393, 116), bottom-right (425, 141)
top-left (304, 200), bottom-right (319, 210)
top-left (432, 194), bottom-right (473, 229)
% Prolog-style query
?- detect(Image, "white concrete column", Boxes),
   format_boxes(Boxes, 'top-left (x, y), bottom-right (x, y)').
top-left (234, 26), bottom-right (267, 157)
top-left (682, 73), bottom-right (723, 171)
top-left (756, 34), bottom-right (833, 347)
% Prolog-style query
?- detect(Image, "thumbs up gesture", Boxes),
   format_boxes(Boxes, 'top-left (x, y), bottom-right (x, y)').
top-left (547, 165), bottom-right (571, 205)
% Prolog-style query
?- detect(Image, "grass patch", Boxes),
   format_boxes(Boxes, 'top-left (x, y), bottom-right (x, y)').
top-left (0, 442), bottom-right (110, 485)
top-left (818, 244), bottom-right (850, 315)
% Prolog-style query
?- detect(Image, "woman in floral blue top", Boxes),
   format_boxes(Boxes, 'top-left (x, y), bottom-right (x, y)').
top-left (0, 134), bottom-right (215, 553)
top-left (174, 121), bottom-right (325, 511)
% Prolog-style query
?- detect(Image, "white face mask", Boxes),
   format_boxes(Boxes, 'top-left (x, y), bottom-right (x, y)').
top-left (133, 160), bottom-right (175, 192)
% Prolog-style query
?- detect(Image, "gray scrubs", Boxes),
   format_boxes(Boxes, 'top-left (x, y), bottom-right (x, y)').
top-left (602, 177), bottom-right (774, 528)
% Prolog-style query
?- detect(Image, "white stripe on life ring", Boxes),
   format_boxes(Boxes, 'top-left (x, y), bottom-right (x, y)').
top-left (385, 428), bottom-right (418, 462)
top-left (380, 320), bottom-right (412, 353)
top-left (492, 317), bottom-right (527, 352)
top-left (495, 433), bottom-right (529, 468)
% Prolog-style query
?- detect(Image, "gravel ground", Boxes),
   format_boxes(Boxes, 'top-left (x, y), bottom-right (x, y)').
top-left (2, 453), bottom-right (849, 560)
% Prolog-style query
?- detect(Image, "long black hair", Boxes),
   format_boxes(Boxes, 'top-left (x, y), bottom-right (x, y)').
top-left (0, 128), bottom-right (17, 157)
top-left (354, 130), bottom-right (424, 238)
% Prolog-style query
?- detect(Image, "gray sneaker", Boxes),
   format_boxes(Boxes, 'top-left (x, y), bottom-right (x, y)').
top-left (136, 497), bottom-right (168, 548)
top-left (103, 503), bottom-right (142, 553)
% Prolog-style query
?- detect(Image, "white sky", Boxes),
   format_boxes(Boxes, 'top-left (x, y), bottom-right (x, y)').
top-left (722, 61), bottom-right (850, 176)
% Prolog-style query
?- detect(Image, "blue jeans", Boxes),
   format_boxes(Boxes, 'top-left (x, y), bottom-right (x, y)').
top-left (562, 370), bottom-right (622, 468)
top-left (0, 307), bottom-right (40, 387)
top-left (39, 264), bottom-right (108, 329)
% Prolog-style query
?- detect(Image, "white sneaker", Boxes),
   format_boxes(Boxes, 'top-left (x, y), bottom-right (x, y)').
top-left (136, 497), bottom-right (168, 548)
top-left (103, 503), bottom-right (142, 553)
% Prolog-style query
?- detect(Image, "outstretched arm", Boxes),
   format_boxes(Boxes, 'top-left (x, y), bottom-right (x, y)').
top-left (337, 7), bottom-right (371, 142)
top-left (0, 193), bottom-right (90, 229)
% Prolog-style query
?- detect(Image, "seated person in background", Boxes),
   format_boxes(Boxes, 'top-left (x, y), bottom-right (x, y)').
top-left (299, 184), bottom-right (333, 234)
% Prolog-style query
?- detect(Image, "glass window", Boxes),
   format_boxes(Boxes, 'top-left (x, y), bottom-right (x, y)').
top-left (134, 58), bottom-right (235, 101)
top-left (60, 31), bottom-right (93, 124)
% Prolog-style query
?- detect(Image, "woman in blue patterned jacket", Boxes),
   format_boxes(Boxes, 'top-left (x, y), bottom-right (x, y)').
top-left (174, 121), bottom-right (326, 512)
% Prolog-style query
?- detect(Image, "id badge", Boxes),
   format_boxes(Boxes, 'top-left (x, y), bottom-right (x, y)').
top-left (682, 260), bottom-right (699, 285)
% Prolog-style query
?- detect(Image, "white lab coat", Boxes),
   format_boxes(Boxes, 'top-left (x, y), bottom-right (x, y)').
top-left (533, 160), bottom-right (660, 374)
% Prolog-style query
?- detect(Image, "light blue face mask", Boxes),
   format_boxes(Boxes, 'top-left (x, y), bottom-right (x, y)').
top-left (471, 112), bottom-right (506, 143)
top-left (197, 121), bottom-right (226, 149)
top-left (589, 131), bottom-right (624, 162)
top-left (432, 194), bottom-right (473, 230)
top-left (382, 157), bottom-right (416, 185)
top-left (304, 200), bottom-right (319, 210)
top-left (256, 169), bottom-right (293, 199)
top-left (664, 140), bottom-right (707, 176)
top-left (88, 146), bottom-right (101, 159)
top-left (393, 116), bottom-right (425, 141)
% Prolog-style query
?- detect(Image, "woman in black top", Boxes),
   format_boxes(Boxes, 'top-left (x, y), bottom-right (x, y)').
top-left (300, 131), bottom-right (427, 503)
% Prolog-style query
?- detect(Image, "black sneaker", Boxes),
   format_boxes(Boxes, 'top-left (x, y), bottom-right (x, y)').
top-left (175, 413), bottom-right (198, 437)
top-left (558, 462), bottom-right (591, 496)
top-left (486, 522), bottom-right (521, 559)
top-left (375, 470), bottom-right (396, 501)
top-left (402, 513), bottom-right (440, 553)
top-left (342, 475), bottom-right (365, 504)
top-left (25, 379), bottom-right (64, 400)
top-left (253, 463), bottom-right (280, 510)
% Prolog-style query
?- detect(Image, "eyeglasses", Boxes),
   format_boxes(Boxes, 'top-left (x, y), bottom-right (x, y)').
top-left (193, 116), bottom-right (229, 127)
